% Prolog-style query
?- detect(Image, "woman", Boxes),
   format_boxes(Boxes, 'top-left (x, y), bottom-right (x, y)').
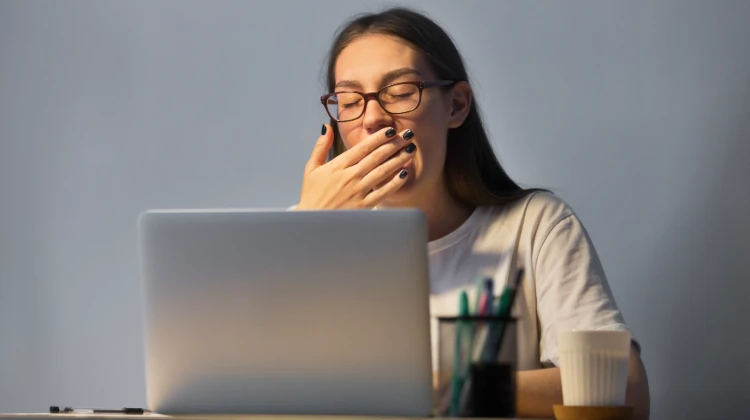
top-left (296, 7), bottom-right (650, 419)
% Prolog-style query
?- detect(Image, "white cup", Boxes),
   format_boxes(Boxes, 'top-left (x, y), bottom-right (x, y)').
top-left (558, 330), bottom-right (631, 406)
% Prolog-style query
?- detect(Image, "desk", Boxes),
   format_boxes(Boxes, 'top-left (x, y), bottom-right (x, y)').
top-left (0, 414), bottom-right (542, 420)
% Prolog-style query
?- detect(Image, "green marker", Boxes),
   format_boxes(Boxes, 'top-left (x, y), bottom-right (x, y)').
top-left (449, 290), bottom-right (470, 416)
top-left (483, 268), bottom-right (524, 362)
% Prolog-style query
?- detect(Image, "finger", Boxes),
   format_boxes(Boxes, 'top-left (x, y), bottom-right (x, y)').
top-left (349, 128), bottom-right (414, 177)
top-left (362, 169), bottom-right (409, 207)
top-left (305, 124), bottom-right (334, 173)
top-left (336, 126), bottom-right (401, 168)
top-left (359, 142), bottom-right (416, 192)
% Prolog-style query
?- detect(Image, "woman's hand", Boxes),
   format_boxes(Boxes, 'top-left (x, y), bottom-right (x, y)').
top-left (297, 124), bottom-right (417, 209)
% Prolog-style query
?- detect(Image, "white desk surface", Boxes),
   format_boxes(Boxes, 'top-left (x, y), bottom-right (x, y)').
top-left (0, 414), bottom-right (543, 420)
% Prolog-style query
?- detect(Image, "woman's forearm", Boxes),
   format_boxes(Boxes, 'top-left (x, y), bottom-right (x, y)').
top-left (515, 343), bottom-right (650, 419)
top-left (516, 367), bottom-right (563, 418)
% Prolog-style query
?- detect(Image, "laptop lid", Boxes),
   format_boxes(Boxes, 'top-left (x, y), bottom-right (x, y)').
top-left (138, 209), bottom-right (433, 416)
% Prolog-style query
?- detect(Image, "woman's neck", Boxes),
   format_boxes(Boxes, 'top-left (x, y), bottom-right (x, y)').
top-left (379, 177), bottom-right (475, 242)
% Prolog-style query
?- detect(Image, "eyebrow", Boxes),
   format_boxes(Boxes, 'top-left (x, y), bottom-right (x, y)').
top-left (334, 68), bottom-right (423, 90)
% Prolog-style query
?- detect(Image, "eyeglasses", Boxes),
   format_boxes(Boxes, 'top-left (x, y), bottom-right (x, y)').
top-left (320, 80), bottom-right (456, 122)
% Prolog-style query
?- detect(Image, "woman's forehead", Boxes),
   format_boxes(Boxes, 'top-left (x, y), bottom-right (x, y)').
top-left (334, 34), bottom-right (432, 89)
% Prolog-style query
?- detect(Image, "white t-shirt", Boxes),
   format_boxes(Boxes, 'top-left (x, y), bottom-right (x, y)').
top-left (428, 191), bottom-right (634, 371)
top-left (289, 190), bottom-right (634, 371)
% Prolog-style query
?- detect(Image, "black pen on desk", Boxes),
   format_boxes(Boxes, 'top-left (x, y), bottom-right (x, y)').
top-left (50, 406), bottom-right (150, 415)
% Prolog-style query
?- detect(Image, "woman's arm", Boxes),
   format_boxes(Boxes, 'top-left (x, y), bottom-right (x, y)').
top-left (516, 342), bottom-right (650, 419)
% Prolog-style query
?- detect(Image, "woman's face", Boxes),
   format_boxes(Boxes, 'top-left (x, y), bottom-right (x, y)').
top-left (333, 34), bottom-right (457, 203)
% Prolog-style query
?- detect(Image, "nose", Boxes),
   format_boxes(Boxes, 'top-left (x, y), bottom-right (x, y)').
top-left (361, 96), bottom-right (393, 134)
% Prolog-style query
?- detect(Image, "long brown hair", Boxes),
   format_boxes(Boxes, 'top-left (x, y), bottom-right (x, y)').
top-left (324, 7), bottom-right (541, 206)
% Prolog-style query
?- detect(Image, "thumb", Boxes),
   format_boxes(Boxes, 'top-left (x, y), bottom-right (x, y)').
top-left (306, 124), bottom-right (334, 172)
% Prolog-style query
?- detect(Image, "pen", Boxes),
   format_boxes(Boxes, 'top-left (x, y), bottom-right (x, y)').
top-left (466, 278), bottom-right (487, 371)
top-left (50, 406), bottom-right (150, 415)
top-left (480, 268), bottom-right (523, 362)
top-left (471, 278), bottom-right (494, 362)
top-left (482, 277), bottom-right (493, 315)
top-left (498, 268), bottom-right (523, 317)
top-left (474, 277), bottom-right (489, 315)
top-left (491, 268), bottom-right (524, 359)
top-left (459, 278), bottom-right (495, 414)
top-left (449, 290), bottom-right (470, 416)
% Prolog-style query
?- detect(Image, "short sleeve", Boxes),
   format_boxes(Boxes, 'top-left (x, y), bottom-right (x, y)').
top-left (533, 213), bottom-right (635, 367)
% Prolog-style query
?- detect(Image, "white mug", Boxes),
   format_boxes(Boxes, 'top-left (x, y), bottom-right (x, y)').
top-left (558, 330), bottom-right (631, 406)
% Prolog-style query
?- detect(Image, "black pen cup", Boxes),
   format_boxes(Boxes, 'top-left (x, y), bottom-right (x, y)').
top-left (433, 315), bottom-right (518, 418)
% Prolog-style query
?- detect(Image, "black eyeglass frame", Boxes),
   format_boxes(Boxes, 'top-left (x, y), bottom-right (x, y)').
top-left (320, 80), bottom-right (457, 122)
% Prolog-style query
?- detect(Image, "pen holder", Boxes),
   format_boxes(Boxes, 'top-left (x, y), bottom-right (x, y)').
top-left (434, 315), bottom-right (518, 418)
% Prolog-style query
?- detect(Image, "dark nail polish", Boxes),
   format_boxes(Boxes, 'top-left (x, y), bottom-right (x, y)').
top-left (385, 128), bottom-right (396, 137)
top-left (405, 143), bottom-right (417, 153)
top-left (321, 124), bottom-right (327, 135)
top-left (403, 129), bottom-right (414, 140)
top-left (399, 169), bottom-right (408, 179)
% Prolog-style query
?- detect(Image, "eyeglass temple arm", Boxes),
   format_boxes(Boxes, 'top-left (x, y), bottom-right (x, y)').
top-left (423, 80), bottom-right (458, 88)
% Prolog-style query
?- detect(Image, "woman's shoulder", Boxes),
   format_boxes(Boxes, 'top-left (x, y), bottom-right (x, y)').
top-left (477, 191), bottom-right (593, 270)
top-left (482, 190), bottom-right (576, 227)
top-left (473, 190), bottom-right (585, 250)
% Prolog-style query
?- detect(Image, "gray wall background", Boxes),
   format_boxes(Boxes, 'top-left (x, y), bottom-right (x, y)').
top-left (1, 0), bottom-right (749, 418)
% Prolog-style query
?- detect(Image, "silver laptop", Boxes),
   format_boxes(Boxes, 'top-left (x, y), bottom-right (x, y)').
top-left (137, 209), bottom-right (433, 416)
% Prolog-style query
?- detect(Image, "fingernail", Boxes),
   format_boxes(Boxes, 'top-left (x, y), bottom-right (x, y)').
top-left (399, 169), bottom-right (408, 179)
top-left (403, 129), bottom-right (414, 140)
top-left (405, 143), bottom-right (417, 153)
top-left (385, 128), bottom-right (396, 137)
top-left (321, 124), bottom-right (327, 135)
